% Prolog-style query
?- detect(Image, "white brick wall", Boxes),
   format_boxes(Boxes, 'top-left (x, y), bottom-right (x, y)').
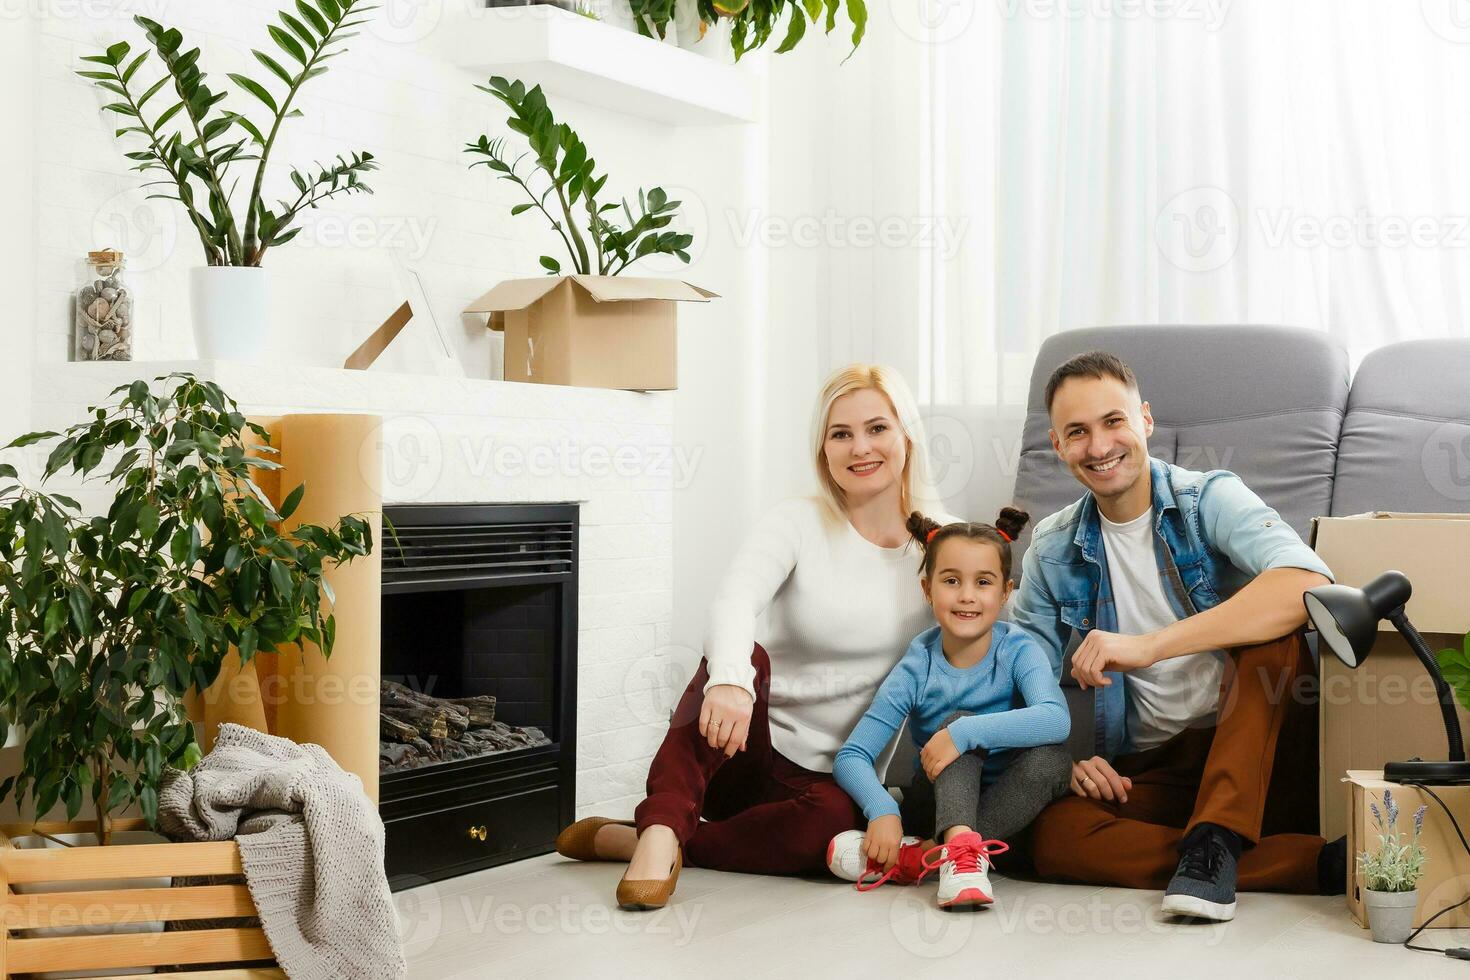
top-left (32, 359), bottom-right (684, 817)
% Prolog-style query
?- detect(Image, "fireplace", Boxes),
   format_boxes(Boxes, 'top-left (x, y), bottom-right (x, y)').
top-left (378, 502), bottom-right (578, 888)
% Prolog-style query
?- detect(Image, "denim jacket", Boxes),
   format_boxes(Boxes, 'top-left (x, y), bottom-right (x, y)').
top-left (1009, 456), bottom-right (1333, 761)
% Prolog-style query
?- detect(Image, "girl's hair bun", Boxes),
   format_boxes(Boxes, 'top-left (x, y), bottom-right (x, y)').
top-left (906, 510), bottom-right (942, 547)
top-left (995, 506), bottom-right (1030, 542)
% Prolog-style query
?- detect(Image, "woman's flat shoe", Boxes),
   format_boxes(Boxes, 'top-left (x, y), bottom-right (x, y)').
top-left (555, 816), bottom-right (635, 862)
top-left (616, 847), bottom-right (682, 912)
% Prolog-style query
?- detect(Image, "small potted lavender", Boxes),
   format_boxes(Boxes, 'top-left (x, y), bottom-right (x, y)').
top-left (1359, 790), bottom-right (1428, 943)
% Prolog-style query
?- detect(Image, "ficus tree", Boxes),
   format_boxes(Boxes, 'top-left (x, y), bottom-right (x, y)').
top-left (0, 375), bottom-right (373, 844)
top-left (75, 2), bottom-right (378, 267)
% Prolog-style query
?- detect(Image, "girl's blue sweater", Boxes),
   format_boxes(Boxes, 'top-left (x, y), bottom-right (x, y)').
top-left (832, 622), bottom-right (1071, 821)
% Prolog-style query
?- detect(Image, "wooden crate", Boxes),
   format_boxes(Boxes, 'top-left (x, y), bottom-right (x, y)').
top-left (0, 819), bottom-right (283, 979)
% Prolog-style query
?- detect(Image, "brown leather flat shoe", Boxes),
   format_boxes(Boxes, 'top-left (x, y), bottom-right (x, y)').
top-left (555, 816), bottom-right (635, 862)
top-left (616, 847), bottom-right (682, 912)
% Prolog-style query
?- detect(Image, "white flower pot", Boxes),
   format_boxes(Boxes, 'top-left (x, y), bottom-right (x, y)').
top-left (11, 830), bottom-right (171, 978)
top-left (189, 266), bottom-right (269, 361)
top-left (1364, 887), bottom-right (1419, 943)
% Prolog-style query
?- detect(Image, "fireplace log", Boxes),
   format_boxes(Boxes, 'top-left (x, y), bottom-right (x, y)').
top-left (382, 705), bottom-right (450, 742)
top-left (442, 696), bottom-right (497, 727)
top-left (380, 712), bottom-right (419, 743)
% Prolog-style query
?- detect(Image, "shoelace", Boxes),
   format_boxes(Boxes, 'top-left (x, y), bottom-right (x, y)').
top-left (919, 836), bottom-right (1010, 879)
top-left (855, 842), bottom-right (929, 892)
top-left (1177, 834), bottom-right (1227, 881)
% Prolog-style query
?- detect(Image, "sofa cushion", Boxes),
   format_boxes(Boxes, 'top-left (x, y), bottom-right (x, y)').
top-left (1331, 339), bottom-right (1470, 516)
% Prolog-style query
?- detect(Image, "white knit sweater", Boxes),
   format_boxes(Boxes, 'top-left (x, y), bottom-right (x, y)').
top-left (704, 497), bottom-right (958, 773)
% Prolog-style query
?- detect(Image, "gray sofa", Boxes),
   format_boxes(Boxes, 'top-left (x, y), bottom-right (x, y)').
top-left (1009, 327), bottom-right (1470, 757)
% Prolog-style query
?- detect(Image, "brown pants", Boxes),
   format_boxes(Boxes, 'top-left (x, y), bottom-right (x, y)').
top-left (1030, 632), bottom-right (1325, 893)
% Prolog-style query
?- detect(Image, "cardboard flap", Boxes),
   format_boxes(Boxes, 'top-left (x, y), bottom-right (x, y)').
top-left (569, 275), bottom-right (719, 304)
top-left (1311, 512), bottom-right (1470, 634)
top-left (464, 277), bottom-right (566, 315)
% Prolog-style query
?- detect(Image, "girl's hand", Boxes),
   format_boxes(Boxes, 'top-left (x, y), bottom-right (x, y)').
top-left (864, 814), bottom-right (904, 870)
top-left (921, 728), bottom-right (962, 781)
top-left (699, 684), bottom-right (754, 758)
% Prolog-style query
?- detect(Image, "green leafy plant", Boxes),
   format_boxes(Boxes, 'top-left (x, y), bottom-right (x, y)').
top-left (465, 77), bottom-right (693, 276)
top-left (0, 374), bottom-right (373, 844)
top-left (628, 0), bottom-right (867, 60)
top-left (1438, 631), bottom-right (1470, 712)
top-left (1358, 789), bottom-right (1429, 892)
top-left (75, 3), bottom-right (378, 267)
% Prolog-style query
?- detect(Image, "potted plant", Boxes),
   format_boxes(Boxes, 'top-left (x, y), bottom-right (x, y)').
top-left (627, 0), bottom-right (867, 60)
top-left (0, 373), bottom-right (372, 844)
top-left (465, 76), bottom-right (694, 276)
top-left (75, 3), bottom-right (378, 361)
top-left (1358, 789), bottom-right (1429, 943)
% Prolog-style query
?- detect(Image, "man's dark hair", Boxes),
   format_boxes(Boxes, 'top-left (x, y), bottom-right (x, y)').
top-left (1044, 350), bottom-right (1139, 414)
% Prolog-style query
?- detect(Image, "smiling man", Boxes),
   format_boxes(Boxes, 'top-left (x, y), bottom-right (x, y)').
top-left (1011, 351), bottom-right (1346, 921)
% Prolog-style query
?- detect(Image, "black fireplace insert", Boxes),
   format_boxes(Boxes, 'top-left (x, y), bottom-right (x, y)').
top-left (378, 502), bottom-right (578, 888)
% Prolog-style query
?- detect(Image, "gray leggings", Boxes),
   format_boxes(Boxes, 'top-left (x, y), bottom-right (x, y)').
top-left (901, 716), bottom-right (1073, 842)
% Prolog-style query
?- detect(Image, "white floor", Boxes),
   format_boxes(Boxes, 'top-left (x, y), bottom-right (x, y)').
top-left (394, 855), bottom-right (1470, 979)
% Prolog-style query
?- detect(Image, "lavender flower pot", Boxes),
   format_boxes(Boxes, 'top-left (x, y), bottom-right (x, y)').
top-left (1365, 888), bottom-right (1419, 943)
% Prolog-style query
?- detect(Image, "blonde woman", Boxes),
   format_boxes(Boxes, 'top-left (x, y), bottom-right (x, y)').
top-left (556, 364), bottom-right (958, 910)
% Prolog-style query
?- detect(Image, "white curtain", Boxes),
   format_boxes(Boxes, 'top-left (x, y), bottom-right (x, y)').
top-left (761, 0), bottom-right (1470, 514)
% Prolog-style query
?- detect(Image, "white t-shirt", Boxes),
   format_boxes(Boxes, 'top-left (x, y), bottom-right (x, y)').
top-left (704, 497), bottom-right (959, 773)
top-left (1098, 507), bottom-right (1225, 752)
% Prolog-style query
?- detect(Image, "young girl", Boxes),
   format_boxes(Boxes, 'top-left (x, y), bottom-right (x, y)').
top-left (828, 509), bottom-right (1073, 909)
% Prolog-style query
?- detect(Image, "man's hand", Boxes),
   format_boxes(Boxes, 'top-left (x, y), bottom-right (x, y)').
top-left (920, 728), bottom-right (962, 781)
top-left (699, 684), bottom-right (754, 758)
top-left (865, 814), bottom-right (904, 870)
top-left (1070, 630), bottom-right (1158, 689)
top-left (1069, 756), bottom-right (1133, 803)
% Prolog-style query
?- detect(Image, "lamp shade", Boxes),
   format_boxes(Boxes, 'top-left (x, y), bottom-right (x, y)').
top-left (1303, 570), bottom-right (1412, 668)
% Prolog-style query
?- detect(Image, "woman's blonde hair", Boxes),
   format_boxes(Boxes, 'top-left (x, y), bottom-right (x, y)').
top-left (810, 363), bottom-right (941, 524)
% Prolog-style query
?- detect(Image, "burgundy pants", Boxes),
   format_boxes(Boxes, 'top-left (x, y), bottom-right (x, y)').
top-left (634, 644), bottom-right (862, 874)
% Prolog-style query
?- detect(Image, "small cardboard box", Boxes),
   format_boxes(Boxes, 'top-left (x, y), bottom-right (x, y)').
top-left (1345, 771), bottom-right (1470, 928)
top-left (465, 275), bottom-right (717, 391)
top-left (1313, 513), bottom-right (1470, 841)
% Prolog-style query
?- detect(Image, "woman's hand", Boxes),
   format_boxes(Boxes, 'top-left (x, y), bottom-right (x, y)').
top-left (920, 728), bottom-right (961, 781)
top-left (699, 684), bottom-right (755, 758)
top-left (864, 814), bottom-right (904, 870)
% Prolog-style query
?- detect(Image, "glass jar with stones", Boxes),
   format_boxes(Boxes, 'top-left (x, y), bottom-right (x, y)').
top-left (74, 249), bottom-right (134, 361)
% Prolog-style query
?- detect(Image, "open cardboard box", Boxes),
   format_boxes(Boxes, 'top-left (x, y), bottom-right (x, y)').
top-left (1345, 771), bottom-right (1470, 929)
top-left (1312, 513), bottom-right (1470, 842)
top-left (465, 275), bottom-right (717, 391)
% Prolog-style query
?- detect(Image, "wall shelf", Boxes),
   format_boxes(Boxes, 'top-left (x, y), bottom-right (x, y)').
top-left (428, 5), bottom-right (757, 126)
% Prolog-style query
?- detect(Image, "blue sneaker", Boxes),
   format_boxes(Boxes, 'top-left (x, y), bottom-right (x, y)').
top-left (1161, 823), bottom-right (1239, 921)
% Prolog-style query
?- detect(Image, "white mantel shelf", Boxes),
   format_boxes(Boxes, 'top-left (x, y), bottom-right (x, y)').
top-left (428, 5), bottom-right (757, 126)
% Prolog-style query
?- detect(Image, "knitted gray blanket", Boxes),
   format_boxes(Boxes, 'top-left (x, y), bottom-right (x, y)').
top-left (158, 723), bottom-right (405, 980)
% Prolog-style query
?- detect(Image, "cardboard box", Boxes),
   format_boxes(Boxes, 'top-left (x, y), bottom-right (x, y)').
top-left (465, 275), bottom-right (717, 391)
top-left (1313, 513), bottom-right (1470, 840)
top-left (1345, 771), bottom-right (1470, 928)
